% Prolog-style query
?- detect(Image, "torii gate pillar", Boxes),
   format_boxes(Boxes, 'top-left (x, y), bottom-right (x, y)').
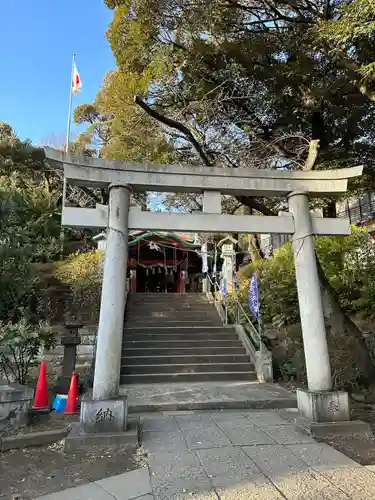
top-left (289, 192), bottom-right (350, 427)
top-left (93, 183), bottom-right (130, 401)
top-left (76, 183), bottom-right (132, 449)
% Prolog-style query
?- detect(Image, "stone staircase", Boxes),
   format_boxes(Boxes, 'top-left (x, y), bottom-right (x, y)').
top-left (120, 293), bottom-right (256, 384)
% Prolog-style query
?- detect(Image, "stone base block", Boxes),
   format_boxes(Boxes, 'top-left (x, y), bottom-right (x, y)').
top-left (297, 417), bottom-right (372, 439)
top-left (0, 383), bottom-right (34, 428)
top-left (297, 389), bottom-right (350, 423)
top-left (255, 343), bottom-right (273, 383)
top-left (81, 394), bottom-right (128, 434)
top-left (64, 417), bottom-right (139, 453)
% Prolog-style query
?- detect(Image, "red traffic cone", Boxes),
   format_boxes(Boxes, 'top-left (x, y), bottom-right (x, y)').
top-left (64, 371), bottom-right (78, 414)
top-left (33, 360), bottom-right (49, 408)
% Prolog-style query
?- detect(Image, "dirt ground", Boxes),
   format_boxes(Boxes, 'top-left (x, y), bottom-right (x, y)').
top-left (0, 442), bottom-right (145, 499)
top-left (0, 413), bottom-right (146, 499)
top-left (317, 401), bottom-right (375, 466)
top-left (280, 381), bottom-right (375, 466)
top-left (320, 432), bottom-right (375, 466)
top-left (3, 396), bottom-right (375, 497)
top-left (0, 413), bottom-right (78, 437)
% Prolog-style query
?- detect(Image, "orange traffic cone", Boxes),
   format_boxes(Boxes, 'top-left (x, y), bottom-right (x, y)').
top-left (33, 360), bottom-right (49, 408)
top-left (64, 371), bottom-right (78, 414)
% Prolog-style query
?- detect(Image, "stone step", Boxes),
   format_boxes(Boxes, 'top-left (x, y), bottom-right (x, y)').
top-left (126, 307), bottom-right (217, 316)
top-left (126, 311), bottom-right (217, 317)
top-left (122, 339), bottom-right (242, 349)
top-left (128, 297), bottom-right (209, 304)
top-left (127, 303), bottom-right (214, 310)
top-left (127, 302), bottom-right (211, 308)
top-left (126, 313), bottom-right (219, 320)
top-left (125, 316), bottom-right (219, 321)
top-left (122, 291), bottom-right (252, 385)
top-left (128, 299), bottom-right (214, 305)
top-left (122, 332), bottom-right (238, 341)
top-left (120, 363), bottom-right (254, 374)
top-left (123, 326), bottom-right (235, 334)
top-left (124, 321), bottom-right (222, 327)
top-left (122, 346), bottom-right (246, 356)
top-left (128, 302), bottom-right (211, 307)
top-left (129, 293), bottom-right (208, 297)
top-left (129, 293), bottom-right (207, 297)
top-left (121, 354), bottom-right (251, 365)
top-left (119, 371), bottom-right (257, 384)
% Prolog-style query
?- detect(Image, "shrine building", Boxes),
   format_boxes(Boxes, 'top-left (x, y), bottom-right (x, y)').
top-left (94, 231), bottom-right (203, 293)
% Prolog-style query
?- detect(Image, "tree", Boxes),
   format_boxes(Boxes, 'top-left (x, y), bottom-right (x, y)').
top-left (79, 1), bottom-right (375, 376)
top-left (74, 103), bottom-right (113, 151)
top-left (101, 1), bottom-right (375, 205)
top-left (0, 123), bottom-right (99, 322)
top-left (73, 69), bottom-right (178, 164)
top-left (317, 0), bottom-right (375, 102)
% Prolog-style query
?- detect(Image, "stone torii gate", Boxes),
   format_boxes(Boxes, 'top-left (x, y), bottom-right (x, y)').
top-left (45, 147), bottom-right (363, 445)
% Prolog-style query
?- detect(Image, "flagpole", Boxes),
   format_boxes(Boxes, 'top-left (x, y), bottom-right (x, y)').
top-left (65, 53), bottom-right (75, 152)
top-left (60, 53), bottom-right (75, 259)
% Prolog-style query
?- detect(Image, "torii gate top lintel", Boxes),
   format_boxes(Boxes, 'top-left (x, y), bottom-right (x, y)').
top-left (45, 147), bottom-right (363, 236)
top-left (44, 147), bottom-right (363, 198)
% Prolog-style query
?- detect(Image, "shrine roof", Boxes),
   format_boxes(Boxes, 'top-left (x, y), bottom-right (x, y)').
top-left (128, 230), bottom-right (198, 247)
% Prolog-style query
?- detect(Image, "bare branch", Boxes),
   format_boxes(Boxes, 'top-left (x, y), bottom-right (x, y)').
top-left (235, 196), bottom-right (276, 216)
top-left (134, 95), bottom-right (213, 166)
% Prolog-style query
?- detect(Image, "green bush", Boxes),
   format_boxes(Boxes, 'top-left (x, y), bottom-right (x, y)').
top-left (237, 226), bottom-right (375, 327)
top-left (0, 248), bottom-right (40, 323)
top-left (0, 319), bottom-right (56, 384)
top-left (55, 251), bottom-right (103, 322)
top-left (233, 226), bottom-right (375, 388)
top-left (236, 243), bottom-right (299, 328)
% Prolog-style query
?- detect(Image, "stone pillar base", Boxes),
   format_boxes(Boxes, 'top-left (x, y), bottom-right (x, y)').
top-left (296, 388), bottom-right (372, 438)
top-left (80, 394), bottom-right (128, 433)
top-left (297, 388), bottom-right (350, 423)
top-left (64, 394), bottom-right (139, 453)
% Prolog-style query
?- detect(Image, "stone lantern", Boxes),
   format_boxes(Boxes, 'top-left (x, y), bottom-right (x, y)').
top-left (217, 236), bottom-right (238, 293)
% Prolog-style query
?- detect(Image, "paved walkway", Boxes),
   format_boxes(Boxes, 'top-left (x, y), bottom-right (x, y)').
top-left (37, 409), bottom-right (375, 500)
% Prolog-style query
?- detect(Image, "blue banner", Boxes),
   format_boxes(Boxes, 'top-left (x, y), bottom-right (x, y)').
top-left (248, 274), bottom-right (260, 320)
top-left (221, 278), bottom-right (228, 296)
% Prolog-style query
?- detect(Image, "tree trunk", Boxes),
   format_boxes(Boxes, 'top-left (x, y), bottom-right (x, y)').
top-left (248, 234), bottom-right (263, 262)
top-left (242, 206), bottom-right (264, 263)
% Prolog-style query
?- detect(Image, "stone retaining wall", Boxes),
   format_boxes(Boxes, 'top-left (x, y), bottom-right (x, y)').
top-left (43, 325), bottom-right (97, 381)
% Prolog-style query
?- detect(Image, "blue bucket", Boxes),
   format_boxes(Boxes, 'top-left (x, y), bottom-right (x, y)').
top-left (52, 394), bottom-right (68, 413)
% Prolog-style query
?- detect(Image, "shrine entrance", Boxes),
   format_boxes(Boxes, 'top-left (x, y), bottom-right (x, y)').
top-left (45, 145), bottom-right (363, 439)
top-left (128, 231), bottom-right (201, 293)
top-left (136, 266), bottom-right (175, 293)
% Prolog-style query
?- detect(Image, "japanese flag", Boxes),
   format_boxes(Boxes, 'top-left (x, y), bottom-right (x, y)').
top-left (72, 62), bottom-right (82, 94)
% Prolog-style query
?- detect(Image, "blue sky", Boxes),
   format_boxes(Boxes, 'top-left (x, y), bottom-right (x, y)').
top-left (0, 1), bottom-right (115, 145)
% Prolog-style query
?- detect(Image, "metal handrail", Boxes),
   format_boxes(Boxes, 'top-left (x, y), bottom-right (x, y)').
top-left (231, 295), bottom-right (261, 348)
top-left (206, 274), bottom-right (261, 347)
